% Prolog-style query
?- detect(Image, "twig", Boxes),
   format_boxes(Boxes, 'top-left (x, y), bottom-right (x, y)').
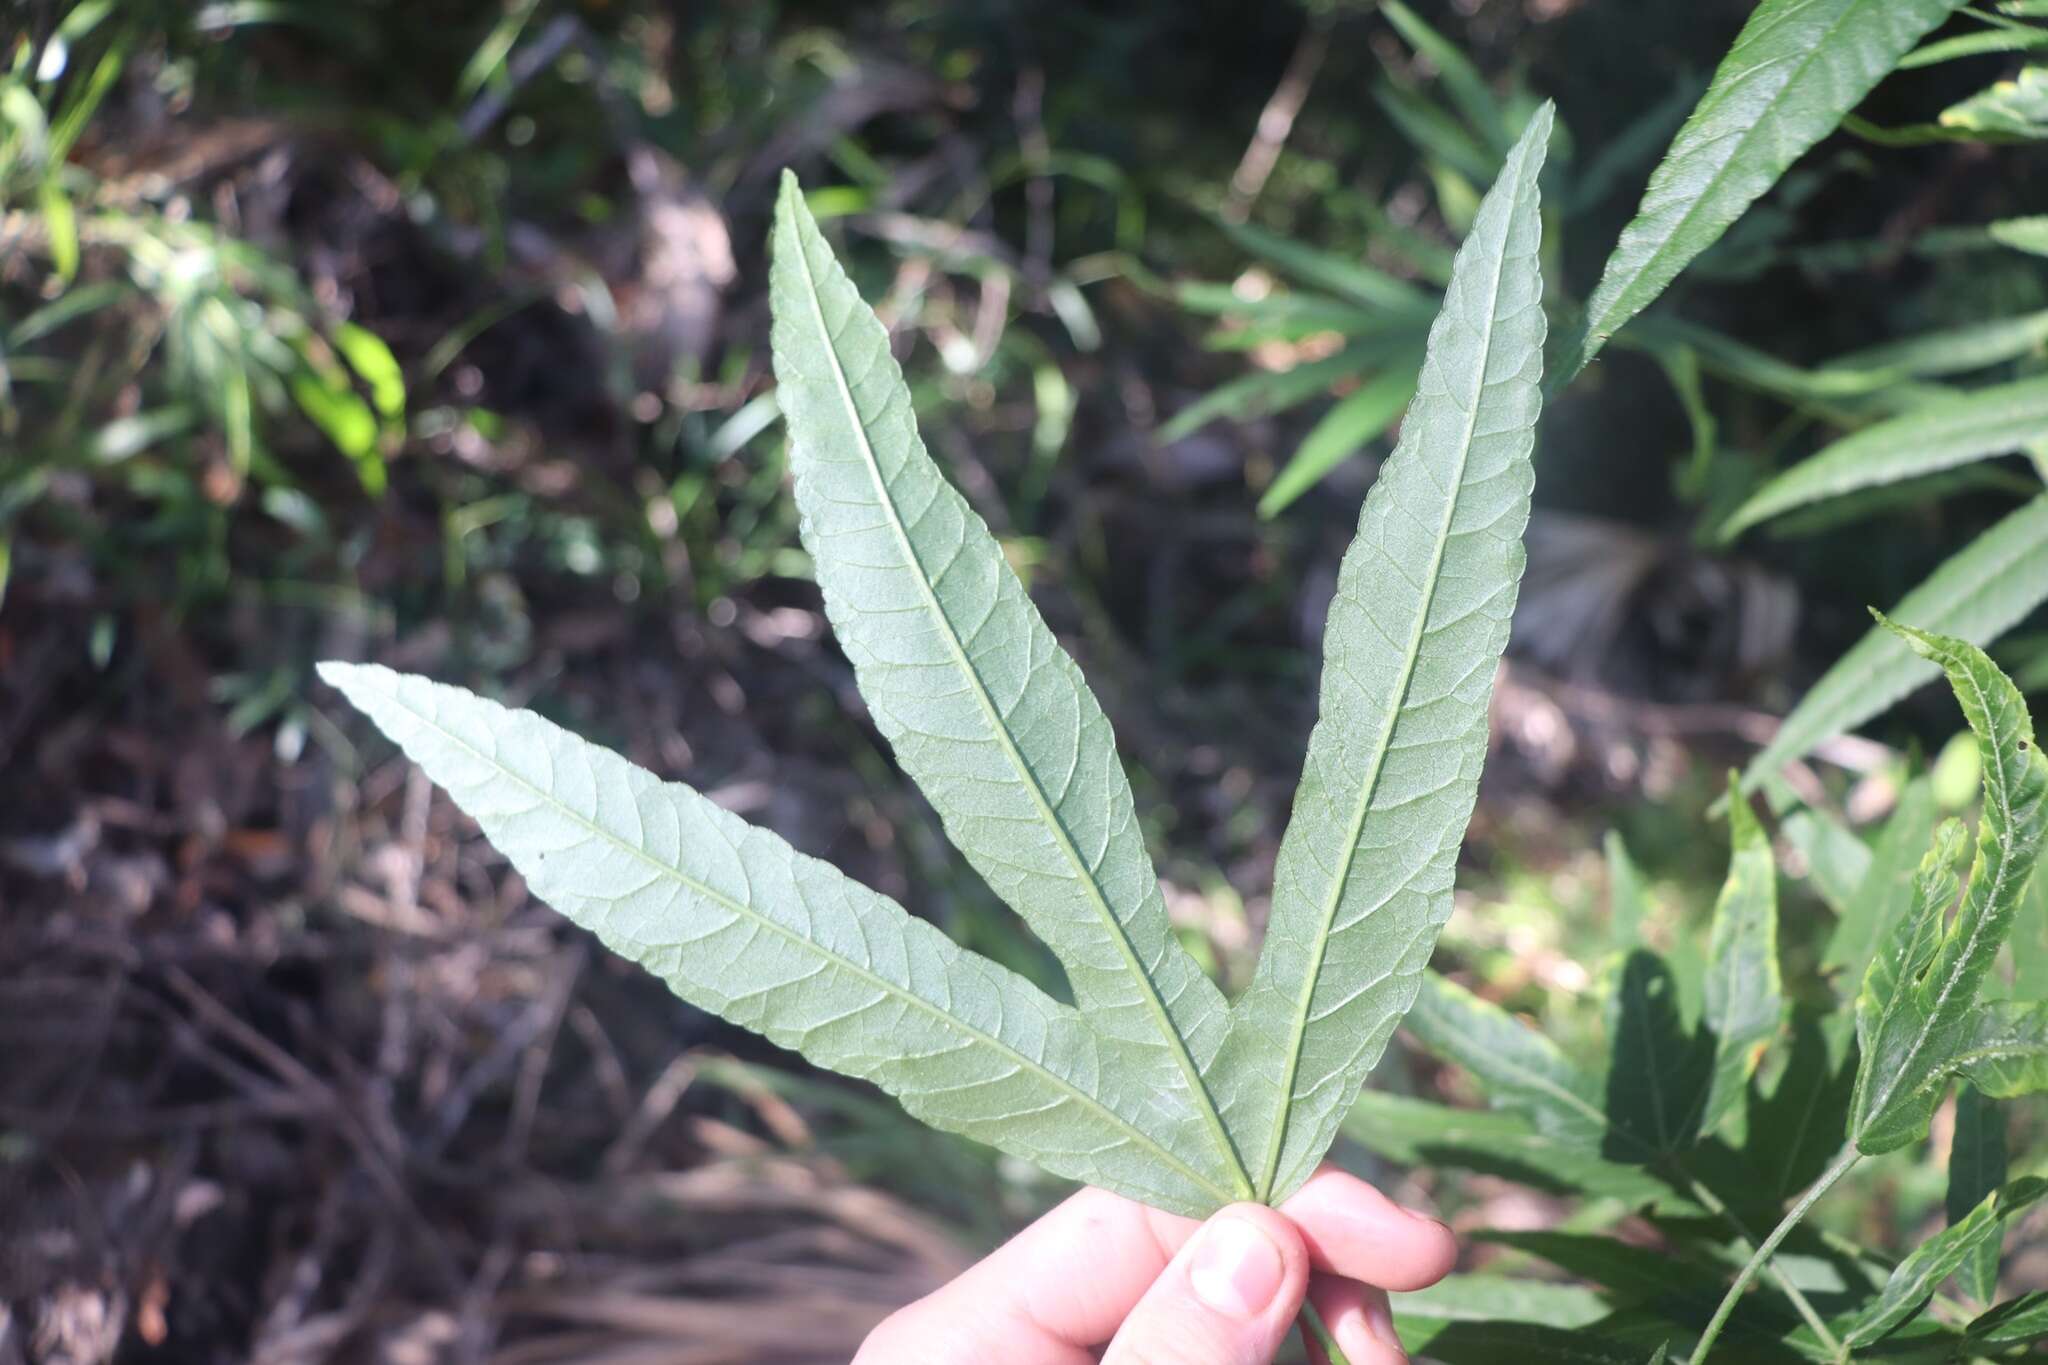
top-left (1224, 16), bottom-right (1332, 223)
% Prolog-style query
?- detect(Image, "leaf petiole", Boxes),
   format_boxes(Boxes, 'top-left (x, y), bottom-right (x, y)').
top-left (1689, 1146), bottom-right (1861, 1363)
top-left (1298, 1302), bottom-right (1354, 1365)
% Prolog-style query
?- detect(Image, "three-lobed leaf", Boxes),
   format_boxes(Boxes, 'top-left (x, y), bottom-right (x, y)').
top-left (320, 112), bottom-right (1561, 1224)
top-left (314, 663), bottom-right (1231, 1214)
top-left (1221, 104), bottom-right (1554, 1201)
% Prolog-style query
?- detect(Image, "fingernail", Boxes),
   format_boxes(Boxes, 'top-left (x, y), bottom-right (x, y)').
top-left (1188, 1216), bottom-right (1286, 1318)
top-left (1364, 1295), bottom-right (1405, 1355)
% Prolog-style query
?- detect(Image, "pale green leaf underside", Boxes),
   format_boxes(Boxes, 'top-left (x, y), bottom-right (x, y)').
top-left (1220, 105), bottom-right (1554, 1202)
top-left (316, 662), bottom-right (1232, 1216)
top-left (1565, 0), bottom-right (1969, 380)
top-left (768, 174), bottom-right (1246, 1198)
top-left (1737, 496), bottom-right (2048, 795)
top-left (1721, 376), bottom-right (2048, 538)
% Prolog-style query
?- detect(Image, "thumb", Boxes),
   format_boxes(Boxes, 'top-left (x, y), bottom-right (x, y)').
top-left (1102, 1204), bottom-right (1309, 1365)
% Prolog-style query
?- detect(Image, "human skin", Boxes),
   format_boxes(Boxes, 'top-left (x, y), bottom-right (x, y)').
top-left (853, 1165), bottom-right (1456, 1364)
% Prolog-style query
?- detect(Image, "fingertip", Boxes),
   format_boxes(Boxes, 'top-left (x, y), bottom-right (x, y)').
top-left (1310, 1277), bottom-right (1411, 1365)
top-left (1281, 1167), bottom-right (1460, 1291)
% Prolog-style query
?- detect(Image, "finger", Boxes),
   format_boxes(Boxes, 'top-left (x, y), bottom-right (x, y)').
top-left (1310, 1274), bottom-right (1410, 1365)
top-left (1278, 1167), bottom-right (1458, 1291)
top-left (1102, 1203), bottom-right (1310, 1365)
top-left (855, 1186), bottom-right (1195, 1361)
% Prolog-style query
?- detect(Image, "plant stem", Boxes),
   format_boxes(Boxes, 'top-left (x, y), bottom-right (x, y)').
top-left (1299, 1302), bottom-right (1353, 1365)
top-left (1690, 1146), bottom-right (1861, 1364)
top-left (1675, 1170), bottom-right (1842, 1355)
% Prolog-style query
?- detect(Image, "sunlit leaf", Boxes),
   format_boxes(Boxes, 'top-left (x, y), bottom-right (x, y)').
top-left (1220, 106), bottom-right (1554, 1201)
top-left (1257, 366), bottom-right (1419, 518)
top-left (1563, 0), bottom-right (1970, 381)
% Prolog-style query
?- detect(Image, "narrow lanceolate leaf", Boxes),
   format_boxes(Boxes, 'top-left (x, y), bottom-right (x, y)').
top-left (1695, 784), bottom-right (1783, 1138)
top-left (1220, 105), bottom-right (1554, 1201)
top-left (768, 174), bottom-right (1248, 1202)
top-left (1845, 1178), bottom-right (2048, 1346)
top-left (1949, 1085), bottom-right (2009, 1304)
top-left (1562, 0), bottom-right (1970, 381)
top-left (1969, 1291), bottom-right (2048, 1347)
top-left (1403, 970), bottom-right (1609, 1148)
top-left (1848, 622), bottom-right (2048, 1155)
top-left (1720, 376), bottom-right (2048, 539)
top-left (315, 664), bottom-right (1232, 1215)
top-left (1737, 496), bottom-right (2048, 796)
top-left (1258, 366), bottom-right (1420, 518)
top-left (1827, 308), bottom-right (2048, 380)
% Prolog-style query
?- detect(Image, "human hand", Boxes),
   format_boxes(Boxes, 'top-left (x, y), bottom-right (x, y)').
top-left (854, 1165), bottom-right (1456, 1364)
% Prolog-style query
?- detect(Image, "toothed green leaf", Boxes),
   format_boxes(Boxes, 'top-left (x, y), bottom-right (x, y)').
top-left (1849, 622), bottom-right (2048, 1154)
top-left (1221, 104), bottom-right (1554, 1202)
top-left (1720, 377), bottom-right (2048, 539)
top-left (1846, 1178), bottom-right (2048, 1346)
top-left (1564, 0), bottom-right (1970, 379)
top-left (314, 663), bottom-right (1232, 1215)
top-left (1404, 970), bottom-right (1609, 1148)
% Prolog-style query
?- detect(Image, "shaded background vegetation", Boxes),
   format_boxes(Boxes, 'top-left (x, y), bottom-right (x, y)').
top-left (3, 0), bottom-right (2046, 1361)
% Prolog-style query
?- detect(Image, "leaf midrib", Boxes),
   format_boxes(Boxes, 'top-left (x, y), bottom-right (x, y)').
top-left (784, 208), bottom-right (1253, 1200)
top-left (1257, 173), bottom-right (1525, 1197)
top-left (366, 674), bottom-right (1237, 1205)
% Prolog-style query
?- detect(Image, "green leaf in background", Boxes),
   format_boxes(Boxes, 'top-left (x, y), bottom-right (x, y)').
top-left (1719, 376), bottom-right (2048, 538)
top-left (1948, 1085), bottom-right (2008, 1304)
top-left (1394, 1274), bottom-right (1609, 1331)
top-left (1820, 777), bottom-right (1937, 989)
top-left (1940, 65), bottom-right (2048, 139)
top-left (1563, 0), bottom-right (1970, 381)
top-left (1343, 1090), bottom-right (1671, 1206)
top-left (1218, 104), bottom-right (1553, 1203)
top-left (1157, 346), bottom-right (1380, 444)
top-left (1778, 806), bottom-right (1868, 916)
top-left (1604, 950), bottom-right (1709, 1156)
top-left (1695, 784), bottom-right (1783, 1139)
top-left (1405, 971), bottom-right (1609, 1147)
top-left (1605, 831), bottom-right (1650, 950)
top-left (1899, 28), bottom-right (2048, 70)
top-left (1990, 214), bottom-right (2048, 255)
top-left (1968, 1290), bottom-right (2048, 1347)
top-left (1380, 0), bottom-right (1507, 150)
top-left (768, 171), bottom-right (1247, 1201)
top-left (1257, 366), bottom-right (1419, 518)
top-left (1826, 307), bottom-right (2048, 379)
top-left (1845, 1177), bottom-right (2048, 1346)
top-left (1218, 218), bottom-right (1438, 316)
top-left (313, 664), bottom-right (1231, 1215)
top-left (1848, 621), bottom-right (2048, 1154)
top-left (1736, 496), bottom-right (2048, 795)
